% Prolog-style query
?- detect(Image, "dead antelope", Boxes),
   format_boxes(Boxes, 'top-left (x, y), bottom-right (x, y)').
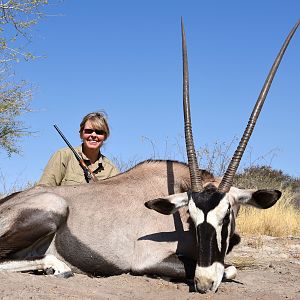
top-left (0, 20), bottom-right (298, 293)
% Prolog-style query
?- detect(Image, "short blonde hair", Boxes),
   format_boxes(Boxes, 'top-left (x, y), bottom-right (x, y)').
top-left (79, 112), bottom-right (110, 139)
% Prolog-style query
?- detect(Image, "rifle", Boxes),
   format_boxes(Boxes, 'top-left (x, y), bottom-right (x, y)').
top-left (53, 124), bottom-right (98, 183)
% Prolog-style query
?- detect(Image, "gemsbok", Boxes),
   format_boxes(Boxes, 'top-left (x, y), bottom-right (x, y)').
top-left (0, 19), bottom-right (298, 293)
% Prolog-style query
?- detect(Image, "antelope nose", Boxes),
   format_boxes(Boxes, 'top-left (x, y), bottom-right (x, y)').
top-left (194, 277), bottom-right (214, 293)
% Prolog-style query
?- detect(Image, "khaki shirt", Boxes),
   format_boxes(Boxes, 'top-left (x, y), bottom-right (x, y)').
top-left (38, 145), bottom-right (119, 186)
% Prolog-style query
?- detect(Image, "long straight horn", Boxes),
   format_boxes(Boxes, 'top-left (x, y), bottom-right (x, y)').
top-left (181, 18), bottom-right (203, 192)
top-left (218, 20), bottom-right (300, 193)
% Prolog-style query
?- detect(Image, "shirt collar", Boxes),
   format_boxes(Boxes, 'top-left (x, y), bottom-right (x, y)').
top-left (76, 144), bottom-right (104, 165)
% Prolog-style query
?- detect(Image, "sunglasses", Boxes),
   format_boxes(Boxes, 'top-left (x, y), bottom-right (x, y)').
top-left (83, 128), bottom-right (106, 135)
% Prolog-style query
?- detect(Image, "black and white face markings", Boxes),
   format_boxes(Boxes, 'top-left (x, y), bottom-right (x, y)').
top-left (187, 185), bottom-right (234, 293)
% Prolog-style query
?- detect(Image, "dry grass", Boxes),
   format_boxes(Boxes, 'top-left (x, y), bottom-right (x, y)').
top-left (229, 256), bottom-right (257, 270)
top-left (245, 235), bottom-right (264, 249)
top-left (237, 187), bottom-right (300, 237)
top-left (0, 171), bottom-right (34, 198)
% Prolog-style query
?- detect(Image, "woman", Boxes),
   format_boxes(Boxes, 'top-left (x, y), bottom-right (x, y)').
top-left (38, 112), bottom-right (119, 186)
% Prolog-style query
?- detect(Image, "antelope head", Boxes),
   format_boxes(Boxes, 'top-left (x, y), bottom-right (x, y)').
top-left (145, 19), bottom-right (299, 293)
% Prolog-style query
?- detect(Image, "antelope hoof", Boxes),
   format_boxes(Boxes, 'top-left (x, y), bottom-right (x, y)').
top-left (224, 265), bottom-right (237, 280)
top-left (45, 267), bottom-right (55, 275)
top-left (55, 271), bottom-right (74, 278)
top-left (44, 254), bottom-right (73, 278)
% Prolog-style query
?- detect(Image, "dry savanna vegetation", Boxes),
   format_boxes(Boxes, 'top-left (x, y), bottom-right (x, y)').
top-left (234, 166), bottom-right (300, 237)
top-left (237, 187), bottom-right (300, 237)
top-left (194, 141), bottom-right (300, 237)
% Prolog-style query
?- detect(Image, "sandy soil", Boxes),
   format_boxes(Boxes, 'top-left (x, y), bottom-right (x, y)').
top-left (0, 236), bottom-right (299, 300)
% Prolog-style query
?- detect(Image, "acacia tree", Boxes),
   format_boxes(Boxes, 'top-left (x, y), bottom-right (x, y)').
top-left (0, 0), bottom-right (50, 156)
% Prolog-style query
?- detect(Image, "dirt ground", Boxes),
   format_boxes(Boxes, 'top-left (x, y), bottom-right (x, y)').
top-left (0, 236), bottom-right (299, 300)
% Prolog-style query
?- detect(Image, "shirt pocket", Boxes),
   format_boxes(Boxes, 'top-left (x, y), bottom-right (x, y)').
top-left (62, 167), bottom-right (86, 185)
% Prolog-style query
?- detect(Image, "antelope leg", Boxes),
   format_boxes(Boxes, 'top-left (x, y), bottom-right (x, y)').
top-left (0, 254), bottom-right (73, 278)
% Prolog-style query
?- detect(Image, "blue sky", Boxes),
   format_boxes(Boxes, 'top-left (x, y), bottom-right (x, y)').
top-left (0, 0), bottom-right (299, 192)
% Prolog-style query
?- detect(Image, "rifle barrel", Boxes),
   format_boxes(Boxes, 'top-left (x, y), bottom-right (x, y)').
top-left (53, 124), bottom-right (82, 161)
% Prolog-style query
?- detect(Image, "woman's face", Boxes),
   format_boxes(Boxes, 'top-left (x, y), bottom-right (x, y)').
top-left (80, 120), bottom-right (106, 152)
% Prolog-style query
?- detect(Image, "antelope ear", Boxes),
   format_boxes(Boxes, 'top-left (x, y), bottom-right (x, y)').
top-left (237, 189), bottom-right (281, 209)
top-left (145, 192), bottom-right (189, 215)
